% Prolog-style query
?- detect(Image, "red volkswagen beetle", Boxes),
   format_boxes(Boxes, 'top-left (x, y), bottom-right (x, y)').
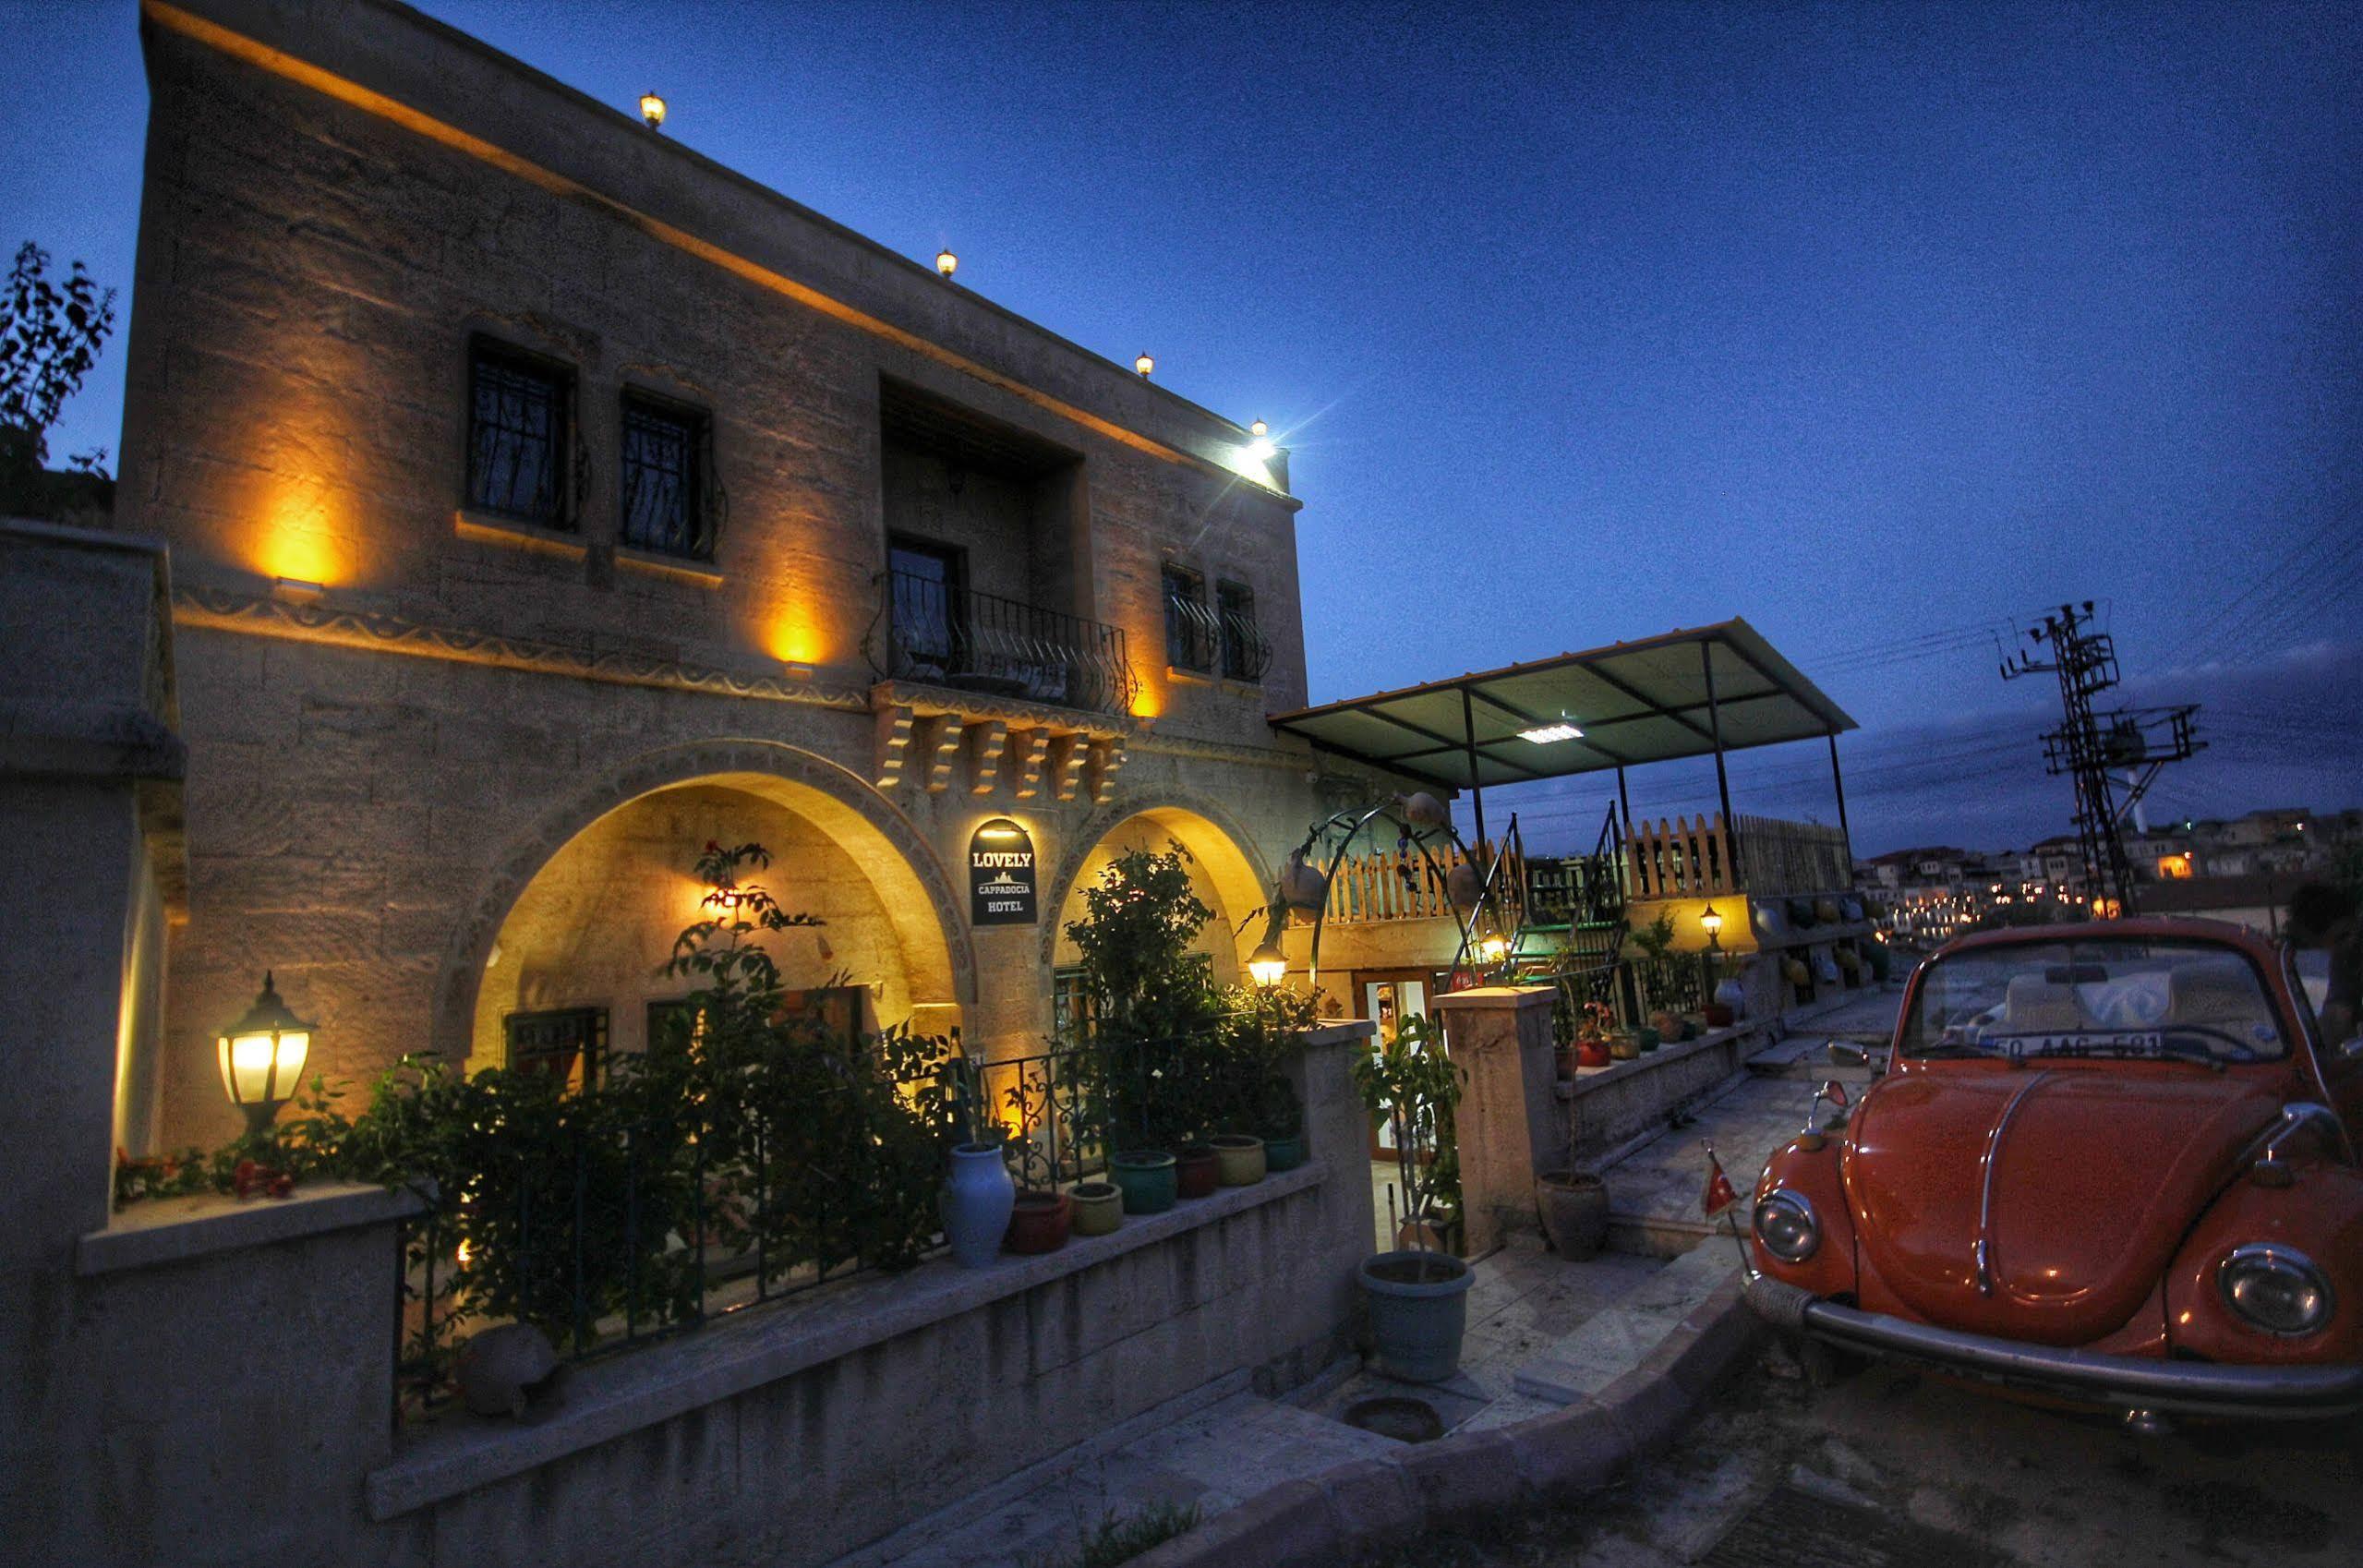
top-left (1746, 918), bottom-right (2363, 1427)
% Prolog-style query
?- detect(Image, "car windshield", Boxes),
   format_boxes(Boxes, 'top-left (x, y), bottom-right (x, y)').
top-left (1900, 937), bottom-right (2288, 1063)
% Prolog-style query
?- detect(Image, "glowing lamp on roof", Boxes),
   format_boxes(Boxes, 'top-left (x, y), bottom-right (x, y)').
top-left (1246, 418), bottom-right (1277, 462)
top-left (1135, 353), bottom-right (1154, 378)
top-left (935, 248), bottom-right (958, 280)
top-left (1518, 720), bottom-right (1584, 745)
top-left (217, 972), bottom-right (313, 1135)
top-left (639, 91), bottom-right (667, 131)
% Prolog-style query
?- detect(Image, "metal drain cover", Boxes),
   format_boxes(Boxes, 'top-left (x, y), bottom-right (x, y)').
top-left (1342, 1395), bottom-right (1445, 1443)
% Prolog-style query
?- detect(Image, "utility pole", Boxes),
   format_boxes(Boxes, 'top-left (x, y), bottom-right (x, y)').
top-left (2002, 601), bottom-right (2203, 918)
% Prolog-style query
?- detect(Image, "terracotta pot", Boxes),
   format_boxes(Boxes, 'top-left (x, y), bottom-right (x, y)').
top-left (1209, 1133), bottom-right (1266, 1186)
top-left (1445, 861), bottom-right (1484, 913)
top-left (1174, 1143), bottom-right (1219, 1199)
top-left (1401, 791), bottom-right (1451, 829)
top-left (1649, 1008), bottom-right (1680, 1039)
top-left (1068, 1180), bottom-right (1123, 1236)
top-left (1004, 1189), bottom-right (1071, 1255)
top-left (1278, 849), bottom-right (1329, 913)
top-left (1534, 1170), bottom-right (1609, 1260)
top-left (1577, 1037), bottom-right (1612, 1068)
top-left (1703, 1002), bottom-right (1735, 1029)
top-left (1554, 1044), bottom-right (1579, 1080)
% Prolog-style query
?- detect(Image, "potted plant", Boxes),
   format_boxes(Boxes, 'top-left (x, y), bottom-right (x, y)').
top-left (1534, 1168), bottom-right (1609, 1259)
top-left (1068, 1179), bottom-right (1124, 1235)
top-left (1574, 999), bottom-right (1614, 1069)
top-left (1351, 1014), bottom-right (1473, 1384)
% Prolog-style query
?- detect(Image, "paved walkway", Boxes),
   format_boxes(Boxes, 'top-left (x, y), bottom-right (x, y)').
top-left (843, 987), bottom-right (1911, 1568)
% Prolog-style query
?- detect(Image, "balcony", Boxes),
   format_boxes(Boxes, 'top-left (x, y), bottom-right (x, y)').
top-left (875, 568), bottom-right (1138, 721)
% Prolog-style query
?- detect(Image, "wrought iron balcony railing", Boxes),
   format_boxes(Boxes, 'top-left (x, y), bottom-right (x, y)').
top-left (874, 569), bottom-right (1139, 718)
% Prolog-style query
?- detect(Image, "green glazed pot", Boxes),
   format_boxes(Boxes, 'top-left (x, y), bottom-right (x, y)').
top-left (1109, 1150), bottom-right (1178, 1213)
top-left (1264, 1131), bottom-right (1308, 1172)
top-left (1637, 1026), bottom-right (1661, 1054)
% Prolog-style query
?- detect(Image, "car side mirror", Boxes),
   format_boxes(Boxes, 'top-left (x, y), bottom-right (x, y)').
top-left (2340, 1036), bottom-right (2363, 1062)
top-left (1827, 1042), bottom-right (1875, 1072)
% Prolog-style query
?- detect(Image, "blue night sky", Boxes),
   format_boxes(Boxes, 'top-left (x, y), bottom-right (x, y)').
top-left (6, 1), bottom-right (2357, 854)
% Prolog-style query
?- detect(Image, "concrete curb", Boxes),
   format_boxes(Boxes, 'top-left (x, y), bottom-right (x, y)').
top-left (1128, 1270), bottom-right (1766, 1568)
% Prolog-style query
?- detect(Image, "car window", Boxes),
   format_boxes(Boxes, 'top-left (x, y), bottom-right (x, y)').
top-left (1901, 938), bottom-right (2288, 1062)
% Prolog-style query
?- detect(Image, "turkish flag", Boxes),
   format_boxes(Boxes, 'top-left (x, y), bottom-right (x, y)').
top-left (1824, 1080), bottom-right (1850, 1109)
top-left (1701, 1154), bottom-right (1739, 1217)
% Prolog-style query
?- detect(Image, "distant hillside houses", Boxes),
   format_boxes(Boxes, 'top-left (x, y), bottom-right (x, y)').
top-left (1854, 805), bottom-right (2361, 941)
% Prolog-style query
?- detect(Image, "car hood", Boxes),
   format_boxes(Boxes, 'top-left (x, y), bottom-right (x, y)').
top-left (1843, 1067), bottom-right (2282, 1345)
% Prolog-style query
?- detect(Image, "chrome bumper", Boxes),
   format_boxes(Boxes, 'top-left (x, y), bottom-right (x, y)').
top-left (1745, 1274), bottom-right (2363, 1420)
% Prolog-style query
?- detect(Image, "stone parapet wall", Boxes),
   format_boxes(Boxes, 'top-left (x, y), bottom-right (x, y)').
top-left (22, 1023), bottom-right (1375, 1568)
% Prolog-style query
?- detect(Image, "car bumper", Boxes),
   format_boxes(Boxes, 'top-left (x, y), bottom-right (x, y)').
top-left (1745, 1273), bottom-right (2363, 1420)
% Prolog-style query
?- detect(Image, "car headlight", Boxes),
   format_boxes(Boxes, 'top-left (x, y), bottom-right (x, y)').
top-left (1753, 1190), bottom-right (1820, 1263)
top-left (2218, 1244), bottom-right (2334, 1337)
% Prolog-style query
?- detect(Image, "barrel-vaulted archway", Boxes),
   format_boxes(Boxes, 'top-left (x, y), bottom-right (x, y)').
top-left (431, 740), bottom-right (973, 1064)
top-left (1040, 793), bottom-right (1272, 992)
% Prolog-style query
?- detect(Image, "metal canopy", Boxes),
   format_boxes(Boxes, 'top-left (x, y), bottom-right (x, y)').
top-left (1268, 619), bottom-right (1856, 791)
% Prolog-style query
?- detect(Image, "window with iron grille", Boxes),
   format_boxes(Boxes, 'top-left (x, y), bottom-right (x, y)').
top-left (1216, 579), bottom-right (1270, 683)
top-left (1163, 563), bottom-right (1214, 673)
top-left (466, 339), bottom-right (572, 525)
top-left (620, 392), bottom-right (713, 559)
top-left (505, 1007), bottom-right (607, 1092)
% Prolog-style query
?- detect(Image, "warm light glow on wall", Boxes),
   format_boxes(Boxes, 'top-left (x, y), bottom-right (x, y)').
top-left (248, 480), bottom-right (348, 587)
top-left (1128, 677), bottom-right (1163, 720)
top-left (764, 603), bottom-right (830, 668)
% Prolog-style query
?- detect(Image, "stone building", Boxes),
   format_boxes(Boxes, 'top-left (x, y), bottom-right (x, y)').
top-left (115, 0), bottom-right (1379, 1150)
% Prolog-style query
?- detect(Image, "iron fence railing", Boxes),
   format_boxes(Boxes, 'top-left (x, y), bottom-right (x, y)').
top-left (875, 569), bottom-right (1138, 718)
top-left (392, 1030), bottom-right (1221, 1425)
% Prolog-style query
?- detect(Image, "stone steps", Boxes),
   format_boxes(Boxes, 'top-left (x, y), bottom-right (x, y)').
top-left (1510, 1240), bottom-right (1740, 1405)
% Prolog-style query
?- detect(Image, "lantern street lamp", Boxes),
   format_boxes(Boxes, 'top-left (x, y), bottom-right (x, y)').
top-left (935, 247), bottom-right (958, 281)
top-left (639, 91), bottom-right (667, 130)
top-left (1134, 353), bottom-right (1154, 378)
top-left (1248, 936), bottom-right (1287, 987)
top-left (217, 971), bottom-right (314, 1135)
top-left (1700, 904), bottom-right (1724, 951)
top-left (1477, 932), bottom-right (1511, 967)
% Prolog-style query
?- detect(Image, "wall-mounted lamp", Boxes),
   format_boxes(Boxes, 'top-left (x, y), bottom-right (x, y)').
top-left (1135, 353), bottom-right (1154, 378)
top-left (216, 971), bottom-right (313, 1135)
top-left (271, 576), bottom-right (326, 603)
top-left (639, 92), bottom-right (668, 131)
top-left (935, 248), bottom-right (958, 280)
top-left (781, 661), bottom-right (815, 682)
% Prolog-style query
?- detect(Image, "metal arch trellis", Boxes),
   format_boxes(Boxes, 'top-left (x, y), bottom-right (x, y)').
top-left (1277, 793), bottom-right (1526, 999)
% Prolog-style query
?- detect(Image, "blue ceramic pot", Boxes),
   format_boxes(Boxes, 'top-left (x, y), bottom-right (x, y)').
top-left (941, 1143), bottom-right (1015, 1268)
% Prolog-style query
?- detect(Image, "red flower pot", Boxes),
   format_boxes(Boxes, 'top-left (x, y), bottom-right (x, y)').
top-left (1575, 1038), bottom-right (1612, 1069)
top-left (1004, 1189), bottom-right (1072, 1254)
top-left (1174, 1144), bottom-right (1219, 1199)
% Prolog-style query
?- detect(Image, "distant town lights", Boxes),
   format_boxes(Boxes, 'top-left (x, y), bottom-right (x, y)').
top-left (935, 248), bottom-right (958, 280)
top-left (639, 91), bottom-right (667, 130)
top-left (1518, 721), bottom-right (1585, 745)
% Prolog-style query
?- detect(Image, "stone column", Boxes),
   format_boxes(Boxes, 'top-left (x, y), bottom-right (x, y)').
top-left (1433, 985), bottom-right (1561, 1257)
top-left (0, 520), bottom-right (185, 1545)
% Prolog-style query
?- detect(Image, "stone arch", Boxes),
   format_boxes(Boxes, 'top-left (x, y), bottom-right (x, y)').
top-left (1038, 790), bottom-right (1275, 976)
top-left (431, 739), bottom-right (974, 1060)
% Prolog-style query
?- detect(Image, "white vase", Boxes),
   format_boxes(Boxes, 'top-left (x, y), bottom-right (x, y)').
top-left (942, 1143), bottom-right (1016, 1269)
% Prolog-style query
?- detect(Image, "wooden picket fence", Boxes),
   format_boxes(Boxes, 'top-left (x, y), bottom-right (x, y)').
top-left (1323, 837), bottom-right (1526, 927)
top-left (1624, 814), bottom-right (1735, 900)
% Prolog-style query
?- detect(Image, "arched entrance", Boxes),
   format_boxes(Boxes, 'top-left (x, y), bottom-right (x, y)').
top-left (434, 742), bottom-right (971, 1068)
top-left (1043, 799), bottom-right (1271, 1013)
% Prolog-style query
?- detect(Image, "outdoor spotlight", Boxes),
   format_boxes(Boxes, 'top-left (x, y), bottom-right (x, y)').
top-left (935, 248), bottom-right (958, 280)
top-left (1135, 353), bottom-right (1154, 378)
top-left (1701, 905), bottom-right (1724, 946)
top-left (216, 971), bottom-right (314, 1135)
top-left (639, 91), bottom-right (668, 130)
top-left (1248, 936), bottom-right (1287, 987)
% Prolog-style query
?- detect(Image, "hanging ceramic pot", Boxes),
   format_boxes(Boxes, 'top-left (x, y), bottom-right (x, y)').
top-left (1277, 849), bottom-right (1329, 913)
top-left (1401, 792), bottom-right (1450, 830)
top-left (942, 1143), bottom-right (1017, 1268)
top-left (1814, 897), bottom-right (1841, 925)
top-left (1446, 860), bottom-right (1484, 912)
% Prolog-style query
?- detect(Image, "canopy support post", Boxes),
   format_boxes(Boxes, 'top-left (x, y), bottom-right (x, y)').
top-left (1702, 639), bottom-right (1738, 876)
top-left (1616, 765), bottom-right (1632, 837)
top-left (1827, 728), bottom-right (1852, 861)
top-left (1461, 686), bottom-right (1488, 849)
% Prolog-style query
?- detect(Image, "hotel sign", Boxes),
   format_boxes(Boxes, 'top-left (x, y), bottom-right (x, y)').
top-left (969, 818), bottom-right (1038, 926)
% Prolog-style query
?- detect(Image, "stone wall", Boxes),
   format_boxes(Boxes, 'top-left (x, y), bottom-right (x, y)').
top-left (38, 1024), bottom-right (1375, 1568)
